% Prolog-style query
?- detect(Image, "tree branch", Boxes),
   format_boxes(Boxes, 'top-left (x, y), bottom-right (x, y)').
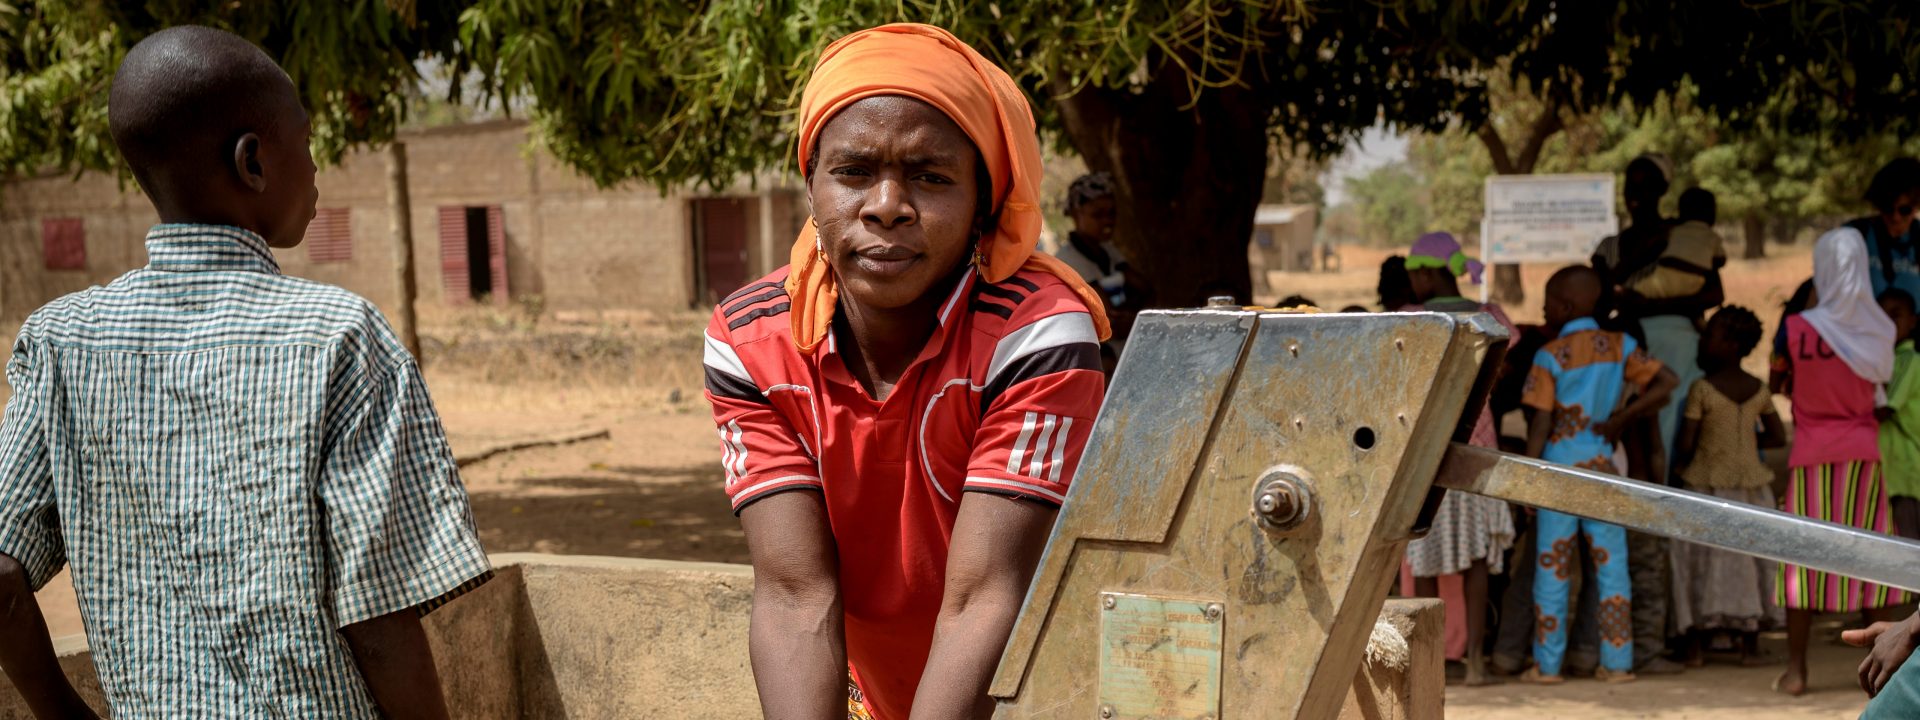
top-left (1511, 99), bottom-right (1565, 174)
top-left (1476, 123), bottom-right (1515, 175)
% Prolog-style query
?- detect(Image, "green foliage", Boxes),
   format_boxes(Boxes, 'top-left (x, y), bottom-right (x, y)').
top-left (0, 0), bottom-right (465, 178)
top-left (1343, 163), bottom-right (1428, 246)
top-left (1405, 80), bottom-right (1920, 246)
top-left (3, 0), bottom-right (1920, 204)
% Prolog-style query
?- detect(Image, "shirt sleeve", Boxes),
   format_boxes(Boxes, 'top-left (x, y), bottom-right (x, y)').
top-left (1521, 349), bottom-right (1559, 413)
top-left (0, 333), bottom-right (63, 590)
top-left (319, 343), bottom-right (491, 628)
top-left (1623, 346), bottom-right (1664, 389)
top-left (1682, 380), bottom-right (1707, 421)
top-left (963, 301), bottom-right (1106, 506)
top-left (704, 315), bottom-right (820, 514)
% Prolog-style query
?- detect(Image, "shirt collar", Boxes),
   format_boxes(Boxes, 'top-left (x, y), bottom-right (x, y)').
top-left (144, 224), bottom-right (281, 275)
top-left (1557, 316), bottom-right (1601, 337)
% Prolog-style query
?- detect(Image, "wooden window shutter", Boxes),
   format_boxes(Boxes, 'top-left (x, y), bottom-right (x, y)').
top-left (42, 218), bottom-right (85, 271)
top-left (438, 206), bottom-right (470, 304)
top-left (487, 205), bottom-right (508, 302)
top-left (305, 207), bottom-right (352, 262)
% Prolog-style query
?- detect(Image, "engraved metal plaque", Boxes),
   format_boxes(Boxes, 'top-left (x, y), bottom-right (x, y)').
top-left (1097, 593), bottom-right (1223, 719)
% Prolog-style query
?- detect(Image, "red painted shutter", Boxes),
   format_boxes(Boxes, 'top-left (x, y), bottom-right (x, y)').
top-left (439, 206), bottom-right (469, 304)
top-left (305, 208), bottom-right (352, 262)
top-left (42, 218), bottom-right (85, 270)
top-left (486, 205), bottom-right (509, 303)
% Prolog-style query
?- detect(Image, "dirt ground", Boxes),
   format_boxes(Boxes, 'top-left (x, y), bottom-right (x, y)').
top-left (27, 243), bottom-right (1878, 717)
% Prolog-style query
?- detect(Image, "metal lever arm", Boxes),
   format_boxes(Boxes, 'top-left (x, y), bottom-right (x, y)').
top-left (1435, 442), bottom-right (1920, 593)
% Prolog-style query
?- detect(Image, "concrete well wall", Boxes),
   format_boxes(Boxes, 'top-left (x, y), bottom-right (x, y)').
top-left (0, 555), bottom-right (1439, 719)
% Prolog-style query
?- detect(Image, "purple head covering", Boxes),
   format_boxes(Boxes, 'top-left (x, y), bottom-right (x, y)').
top-left (1406, 231), bottom-right (1485, 285)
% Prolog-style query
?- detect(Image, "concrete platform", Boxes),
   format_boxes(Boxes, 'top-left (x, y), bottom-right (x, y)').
top-left (1, 553), bottom-right (1442, 718)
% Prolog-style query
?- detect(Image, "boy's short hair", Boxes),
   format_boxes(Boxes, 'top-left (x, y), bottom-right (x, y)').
top-left (108, 26), bottom-right (293, 189)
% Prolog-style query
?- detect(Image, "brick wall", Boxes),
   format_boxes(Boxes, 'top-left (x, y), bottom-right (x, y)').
top-left (0, 120), bottom-right (804, 322)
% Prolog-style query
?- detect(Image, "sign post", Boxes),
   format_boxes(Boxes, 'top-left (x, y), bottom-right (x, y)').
top-left (1479, 174), bottom-right (1618, 301)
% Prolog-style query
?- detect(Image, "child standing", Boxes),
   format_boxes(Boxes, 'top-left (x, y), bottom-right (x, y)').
top-left (1773, 229), bottom-right (1911, 696)
top-left (1670, 306), bottom-right (1788, 665)
top-left (1520, 266), bottom-right (1680, 684)
top-left (0, 27), bottom-right (488, 718)
top-left (1878, 288), bottom-right (1920, 540)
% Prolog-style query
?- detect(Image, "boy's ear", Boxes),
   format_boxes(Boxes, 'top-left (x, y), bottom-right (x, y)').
top-left (233, 132), bottom-right (268, 193)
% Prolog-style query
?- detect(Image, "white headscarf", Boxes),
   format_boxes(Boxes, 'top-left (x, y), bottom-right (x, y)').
top-left (1803, 227), bottom-right (1896, 383)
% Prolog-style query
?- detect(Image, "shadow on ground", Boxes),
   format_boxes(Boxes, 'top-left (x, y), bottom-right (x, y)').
top-left (467, 463), bottom-right (748, 564)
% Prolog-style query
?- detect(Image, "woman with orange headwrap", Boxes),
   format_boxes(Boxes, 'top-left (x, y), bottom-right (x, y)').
top-left (700, 24), bottom-right (1110, 720)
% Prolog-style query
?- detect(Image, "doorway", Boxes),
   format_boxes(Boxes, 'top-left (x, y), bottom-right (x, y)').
top-left (694, 198), bottom-right (751, 306)
top-left (438, 204), bottom-right (508, 304)
top-left (465, 207), bottom-right (493, 301)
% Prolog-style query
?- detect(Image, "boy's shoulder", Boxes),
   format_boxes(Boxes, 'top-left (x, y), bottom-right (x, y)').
top-left (1533, 327), bottom-right (1633, 372)
top-left (20, 270), bottom-right (398, 358)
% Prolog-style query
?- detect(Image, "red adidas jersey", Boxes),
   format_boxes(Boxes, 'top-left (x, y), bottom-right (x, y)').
top-left (703, 266), bottom-right (1105, 719)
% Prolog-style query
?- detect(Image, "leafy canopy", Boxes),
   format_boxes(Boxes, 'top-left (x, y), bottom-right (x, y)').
top-left (1, 1), bottom-right (1919, 193)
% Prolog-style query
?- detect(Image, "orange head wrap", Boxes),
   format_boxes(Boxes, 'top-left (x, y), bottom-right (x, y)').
top-left (784, 23), bottom-right (1112, 352)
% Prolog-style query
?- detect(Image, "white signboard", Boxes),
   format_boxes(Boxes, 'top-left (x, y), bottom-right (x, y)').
top-left (1481, 174), bottom-right (1618, 264)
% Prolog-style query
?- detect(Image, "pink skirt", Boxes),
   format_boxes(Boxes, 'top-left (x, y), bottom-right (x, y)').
top-left (1777, 461), bottom-right (1911, 612)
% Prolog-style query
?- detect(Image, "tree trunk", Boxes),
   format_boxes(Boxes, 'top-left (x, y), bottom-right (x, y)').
top-left (1051, 69), bottom-right (1273, 307)
top-left (386, 141), bottom-right (422, 359)
top-left (1476, 100), bottom-right (1566, 307)
top-left (1742, 214), bottom-right (1767, 260)
top-left (1771, 217), bottom-right (1795, 248)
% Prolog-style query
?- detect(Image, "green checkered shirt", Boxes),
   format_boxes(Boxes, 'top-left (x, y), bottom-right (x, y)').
top-left (0, 224), bottom-right (490, 717)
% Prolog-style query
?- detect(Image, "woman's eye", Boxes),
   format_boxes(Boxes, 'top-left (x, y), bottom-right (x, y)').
top-left (916, 173), bottom-right (953, 184)
top-left (830, 167), bottom-right (870, 177)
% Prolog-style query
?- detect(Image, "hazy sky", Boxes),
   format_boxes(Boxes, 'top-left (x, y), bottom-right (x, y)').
top-left (1321, 125), bottom-right (1409, 207)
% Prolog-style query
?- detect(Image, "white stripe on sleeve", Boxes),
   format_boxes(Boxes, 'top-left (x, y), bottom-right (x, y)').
top-left (1007, 411), bottom-right (1038, 474)
top-left (1028, 414), bottom-right (1057, 478)
top-left (1047, 417), bottom-right (1073, 485)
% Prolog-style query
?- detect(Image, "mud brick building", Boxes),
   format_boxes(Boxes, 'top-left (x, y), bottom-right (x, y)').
top-left (0, 119), bottom-right (806, 324)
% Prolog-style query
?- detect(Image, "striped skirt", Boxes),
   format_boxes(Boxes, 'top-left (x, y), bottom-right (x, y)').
top-left (1777, 461), bottom-right (1912, 612)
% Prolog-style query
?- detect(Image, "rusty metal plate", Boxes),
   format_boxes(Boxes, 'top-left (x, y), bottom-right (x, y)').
top-left (1097, 593), bottom-right (1222, 720)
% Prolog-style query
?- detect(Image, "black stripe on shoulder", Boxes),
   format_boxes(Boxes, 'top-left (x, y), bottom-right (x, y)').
top-left (979, 342), bottom-right (1102, 412)
top-left (732, 484), bottom-right (824, 516)
top-left (705, 367), bottom-right (770, 404)
top-left (962, 485), bottom-right (1064, 508)
top-left (724, 287), bottom-right (788, 318)
top-left (728, 302), bottom-right (791, 331)
top-left (969, 300), bottom-right (1014, 320)
top-left (1003, 276), bottom-right (1041, 293)
top-left (724, 281), bottom-right (781, 304)
top-left (977, 282), bottom-right (1028, 305)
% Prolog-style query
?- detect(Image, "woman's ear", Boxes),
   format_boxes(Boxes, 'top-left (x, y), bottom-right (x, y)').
top-left (232, 132), bottom-right (268, 193)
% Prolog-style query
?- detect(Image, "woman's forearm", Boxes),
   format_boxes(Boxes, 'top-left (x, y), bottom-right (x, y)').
top-left (909, 589), bottom-right (1025, 720)
top-left (749, 588), bottom-right (847, 720)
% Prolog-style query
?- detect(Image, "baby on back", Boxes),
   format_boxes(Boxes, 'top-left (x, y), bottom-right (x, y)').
top-left (1626, 187), bottom-right (1727, 300)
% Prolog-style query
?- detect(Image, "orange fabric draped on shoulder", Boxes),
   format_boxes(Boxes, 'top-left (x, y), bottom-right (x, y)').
top-left (783, 23), bottom-right (1111, 352)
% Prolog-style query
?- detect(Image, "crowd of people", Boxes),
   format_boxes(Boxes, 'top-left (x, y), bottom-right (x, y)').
top-left (1210, 155), bottom-right (1920, 711)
